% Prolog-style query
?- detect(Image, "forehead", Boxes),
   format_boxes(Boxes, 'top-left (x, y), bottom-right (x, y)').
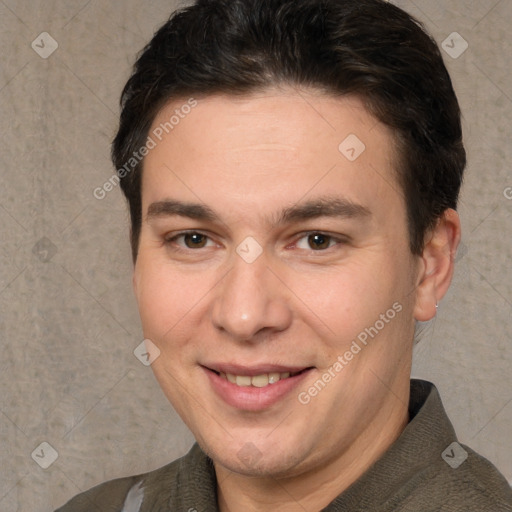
top-left (141, 88), bottom-right (404, 224)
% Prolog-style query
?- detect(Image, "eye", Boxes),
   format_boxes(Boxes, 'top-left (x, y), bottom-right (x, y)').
top-left (165, 231), bottom-right (214, 249)
top-left (295, 232), bottom-right (339, 251)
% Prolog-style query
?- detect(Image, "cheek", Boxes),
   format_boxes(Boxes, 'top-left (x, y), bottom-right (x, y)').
top-left (293, 256), bottom-right (409, 344)
top-left (135, 260), bottom-right (205, 341)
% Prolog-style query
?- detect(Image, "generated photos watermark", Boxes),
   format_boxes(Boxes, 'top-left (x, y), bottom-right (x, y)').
top-left (93, 98), bottom-right (198, 200)
top-left (298, 301), bottom-right (403, 405)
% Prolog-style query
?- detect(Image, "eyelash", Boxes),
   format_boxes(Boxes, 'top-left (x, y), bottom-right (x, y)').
top-left (164, 230), bottom-right (346, 253)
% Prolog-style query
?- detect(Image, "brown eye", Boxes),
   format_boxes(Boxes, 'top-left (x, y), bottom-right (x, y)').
top-left (307, 233), bottom-right (332, 250)
top-left (183, 232), bottom-right (208, 248)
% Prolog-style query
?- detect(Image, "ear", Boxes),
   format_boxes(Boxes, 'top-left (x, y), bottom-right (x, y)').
top-left (414, 208), bottom-right (461, 322)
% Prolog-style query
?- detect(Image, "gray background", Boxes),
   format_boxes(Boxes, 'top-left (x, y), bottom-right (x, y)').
top-left (0, 0), bottom-right (511, 510)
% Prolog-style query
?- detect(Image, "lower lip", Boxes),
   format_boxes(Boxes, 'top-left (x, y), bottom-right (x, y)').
top-left (204, 367), bottom-right (313, 411)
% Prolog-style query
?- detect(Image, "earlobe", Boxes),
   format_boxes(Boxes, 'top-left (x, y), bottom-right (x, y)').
top-left (413, 208), bottom-right (461, 322)
top-left (414, 274), bottom-right (437, 322)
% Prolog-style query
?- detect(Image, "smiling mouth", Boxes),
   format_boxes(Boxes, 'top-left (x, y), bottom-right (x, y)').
top-left (209, 368), bottom-right (312, 388)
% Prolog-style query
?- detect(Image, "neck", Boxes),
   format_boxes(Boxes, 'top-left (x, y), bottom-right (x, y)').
top-left (215, 384), bottom-right (410, 512)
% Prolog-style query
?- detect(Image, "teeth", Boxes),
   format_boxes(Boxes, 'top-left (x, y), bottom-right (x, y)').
top-left (235, 375), bottom-right (252, 387)
top-left (268, 372), bottom-right (280, 384)
top-left (221, 371), bottom-right (298, 387)
top-left (251, 374), bottom-right (269, 388)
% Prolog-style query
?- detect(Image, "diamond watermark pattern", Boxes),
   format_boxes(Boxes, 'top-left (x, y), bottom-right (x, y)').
top-left (31, 442), bottom-right (59, 469)
top-left (441, 32), bottom-right (468, 59)
top-left (338, 134), bottom-right (366, 162)
top-left (134, 339), bottom-right (161, 366)
top-left (442, 441), bottom-right (468, 469)
top-left (31, 32), bottom-right (59, 59)
top-left (32, 237), bottom-right (58, 263)
top-left (237, 442), bottom-right (263, 466)
top-left (236, 236), bottom-right (263, 264)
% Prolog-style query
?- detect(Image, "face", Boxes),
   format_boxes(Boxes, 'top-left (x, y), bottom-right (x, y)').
top-left (133, 88), bottom-right (421, 478)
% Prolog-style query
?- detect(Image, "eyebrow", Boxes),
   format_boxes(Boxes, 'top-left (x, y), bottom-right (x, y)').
top-left (146, 196), bottom-right (371, 226)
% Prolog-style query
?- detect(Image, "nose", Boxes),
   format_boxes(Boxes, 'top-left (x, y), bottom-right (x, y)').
top-left (211, 251), bottom-right (293, 342)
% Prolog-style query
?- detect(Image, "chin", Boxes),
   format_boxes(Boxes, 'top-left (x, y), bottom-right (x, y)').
top-left (201, 436), bottom-right (308, 478)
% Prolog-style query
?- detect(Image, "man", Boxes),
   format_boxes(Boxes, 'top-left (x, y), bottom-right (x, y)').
top-left (57, 0), bottom-right (512, 510)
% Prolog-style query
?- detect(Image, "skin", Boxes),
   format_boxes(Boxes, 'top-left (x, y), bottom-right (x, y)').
top-left (132, 87), bottom-right (460, 511)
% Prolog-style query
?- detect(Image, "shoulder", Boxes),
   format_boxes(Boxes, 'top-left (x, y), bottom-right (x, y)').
top-left (419, 444), bottom-right (512, 511)
top-left (400, 381), bottom-right (512, 511)
top-left (54, 446), bottom-right (197, 512)
top-left (329, 380), bottom-right (512, 512)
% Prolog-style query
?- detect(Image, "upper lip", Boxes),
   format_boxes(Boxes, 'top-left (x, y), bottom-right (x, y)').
top-left (203, 363), bottom-right (313, 376)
